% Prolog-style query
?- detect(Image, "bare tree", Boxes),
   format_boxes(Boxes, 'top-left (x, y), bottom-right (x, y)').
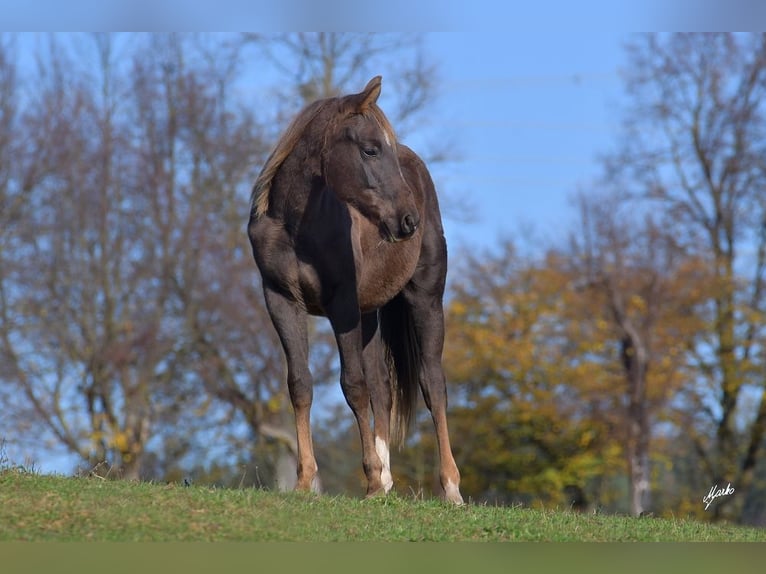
top-left (608, 33), bottom-right (766, 521)
top-left (0, 35), bottom-right (34, 441)
top-left (243, 33), bottom-right (434, 136)
top-left (0, 34), bottom-right (185, 478)
top-left (0, 34), bottom-right (269, 479)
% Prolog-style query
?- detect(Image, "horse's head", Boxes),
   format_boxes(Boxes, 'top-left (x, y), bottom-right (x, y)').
top-left (323, 76), bottom-right (420, 242)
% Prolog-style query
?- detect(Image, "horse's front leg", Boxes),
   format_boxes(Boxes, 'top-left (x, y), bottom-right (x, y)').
top-left (362, 311), bottom-right (394, 495)
top-left (263, 286), bottom-right (318, 492)
top-left (328, 295), bottom-right (386, 497)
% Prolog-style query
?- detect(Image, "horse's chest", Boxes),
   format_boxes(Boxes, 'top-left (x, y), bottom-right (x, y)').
top-left (276, 205), bottom-right (423, 315)
top-left (355, 240), bottom-right (420, 312)
top-left (296, 241), bottom-right (418, 314)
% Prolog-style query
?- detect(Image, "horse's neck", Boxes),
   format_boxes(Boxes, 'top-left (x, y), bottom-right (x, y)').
top-left (272, 154), bottom-right (319, 224)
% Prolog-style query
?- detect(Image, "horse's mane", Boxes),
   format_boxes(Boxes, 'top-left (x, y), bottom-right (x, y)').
top-left (250, 98), bottom-right (327, 219)
top-left (250, 94), bottom-right (396, 219)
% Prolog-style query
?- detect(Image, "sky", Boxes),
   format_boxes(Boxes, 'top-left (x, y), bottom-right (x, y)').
top-left (416, 31), bottom-right (629, 257)
top-left (4, 0), bottom-right (763, 33)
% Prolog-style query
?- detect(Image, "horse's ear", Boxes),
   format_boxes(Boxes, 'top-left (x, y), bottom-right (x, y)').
top-left (349, 76), bottom-right (382, 113)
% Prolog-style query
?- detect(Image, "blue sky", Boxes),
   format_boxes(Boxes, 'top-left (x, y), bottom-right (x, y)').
top-left (417, 31), bottom-right (630, 256)
top-left (5, 1), bottom-right (761, 34)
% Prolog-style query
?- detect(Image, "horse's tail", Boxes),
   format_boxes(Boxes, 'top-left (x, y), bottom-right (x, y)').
top-left (379, 293), bottom-right (420, 447)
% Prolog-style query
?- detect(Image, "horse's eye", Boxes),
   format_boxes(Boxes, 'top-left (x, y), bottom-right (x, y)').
top-left (362, 147), bottom-right (378, 157)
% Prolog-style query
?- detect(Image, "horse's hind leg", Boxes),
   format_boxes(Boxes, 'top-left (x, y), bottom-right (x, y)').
top-left (403, 288), bottom-right (464, 505)
top-left (263, 287), bottom-right (318, 492)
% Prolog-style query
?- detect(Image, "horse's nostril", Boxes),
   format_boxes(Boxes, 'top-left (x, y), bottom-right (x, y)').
top-left (401, 214), bottom-right (418, 237)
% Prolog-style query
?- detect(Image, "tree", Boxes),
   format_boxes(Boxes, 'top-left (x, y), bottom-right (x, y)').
top-left (567, 191), bottom-right (707, 516)
top-left (438, 241), bottom-right (624, 508)
top-left (242, 33), bottom-right (435, 139)
top-left (124, 33), bottom-right (285, 482)
top-left (0, 36), bottom-right (32, 442)
top-left (608, 33), bottom-right (766, 521)
top-left (0, 33), bottom-right (267, 479)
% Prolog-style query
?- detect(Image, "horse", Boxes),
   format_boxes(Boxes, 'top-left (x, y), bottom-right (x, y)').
top-left (247, 76), bottom-right (463, 504)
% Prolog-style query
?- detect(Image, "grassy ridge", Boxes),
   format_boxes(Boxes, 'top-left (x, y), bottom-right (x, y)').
top-left (1, 470), bottom-right (764, 542)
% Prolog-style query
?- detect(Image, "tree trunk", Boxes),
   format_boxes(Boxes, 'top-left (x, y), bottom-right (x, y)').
top-left (627, 412), bottom-right (650, 516)
top-left (620, 325), bottom-right (651, 516)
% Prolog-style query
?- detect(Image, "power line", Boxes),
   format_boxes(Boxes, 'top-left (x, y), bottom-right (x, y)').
top-left (440, 71), bottom-right (620, 92)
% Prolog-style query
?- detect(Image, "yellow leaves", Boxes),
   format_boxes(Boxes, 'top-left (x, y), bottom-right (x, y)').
top-left (446, 266), bottom-right (572, 388)
top-left (578, 429), bottom-right (595, 449)
top-left (628, 293), bottom-right (647, 314)
top-left (89, 424), bottom-right (133, 457)
top-left (112, 431), bottom-right (129, 453)
top-left (449, 300), bottom-right (468, 318)
top-left (267, 395), bottom-right (282, 413)
top-left (539, 467), bottom-right (565, 493)
top-left (89, 430), bottom-right (105, 445)
top-left (594, 318), bottom-right (610, 332)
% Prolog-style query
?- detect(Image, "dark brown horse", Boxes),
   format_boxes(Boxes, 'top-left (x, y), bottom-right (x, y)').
top-left (247, 76), bottom-right (463, 504)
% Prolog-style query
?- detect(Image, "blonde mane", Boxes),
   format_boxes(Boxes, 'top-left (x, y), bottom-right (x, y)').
top-left (250, 98), bottom-right (327, 218)
top-left (250, 97), bottom-right (396, 219)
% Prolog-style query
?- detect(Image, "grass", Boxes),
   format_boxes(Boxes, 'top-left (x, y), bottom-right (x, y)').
top-left (1, 469), bottom-right (765, 542)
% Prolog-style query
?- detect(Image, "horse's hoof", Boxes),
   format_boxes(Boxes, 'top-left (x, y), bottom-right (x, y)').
top-left (444, 483), bottom-right (464, 505)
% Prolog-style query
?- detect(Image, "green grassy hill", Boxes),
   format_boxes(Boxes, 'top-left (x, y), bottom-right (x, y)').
top-left (1, 470), bottom-right (764, 542)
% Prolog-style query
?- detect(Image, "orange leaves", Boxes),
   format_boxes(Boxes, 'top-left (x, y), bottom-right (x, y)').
top-left (442, 242), bottom-right (628, 506)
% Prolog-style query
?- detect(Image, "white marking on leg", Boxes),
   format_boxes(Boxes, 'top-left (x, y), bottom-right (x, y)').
top-left (375, 436), bottom-right (393, 492)
top-left (444, 480), bottom-right (464, 505)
